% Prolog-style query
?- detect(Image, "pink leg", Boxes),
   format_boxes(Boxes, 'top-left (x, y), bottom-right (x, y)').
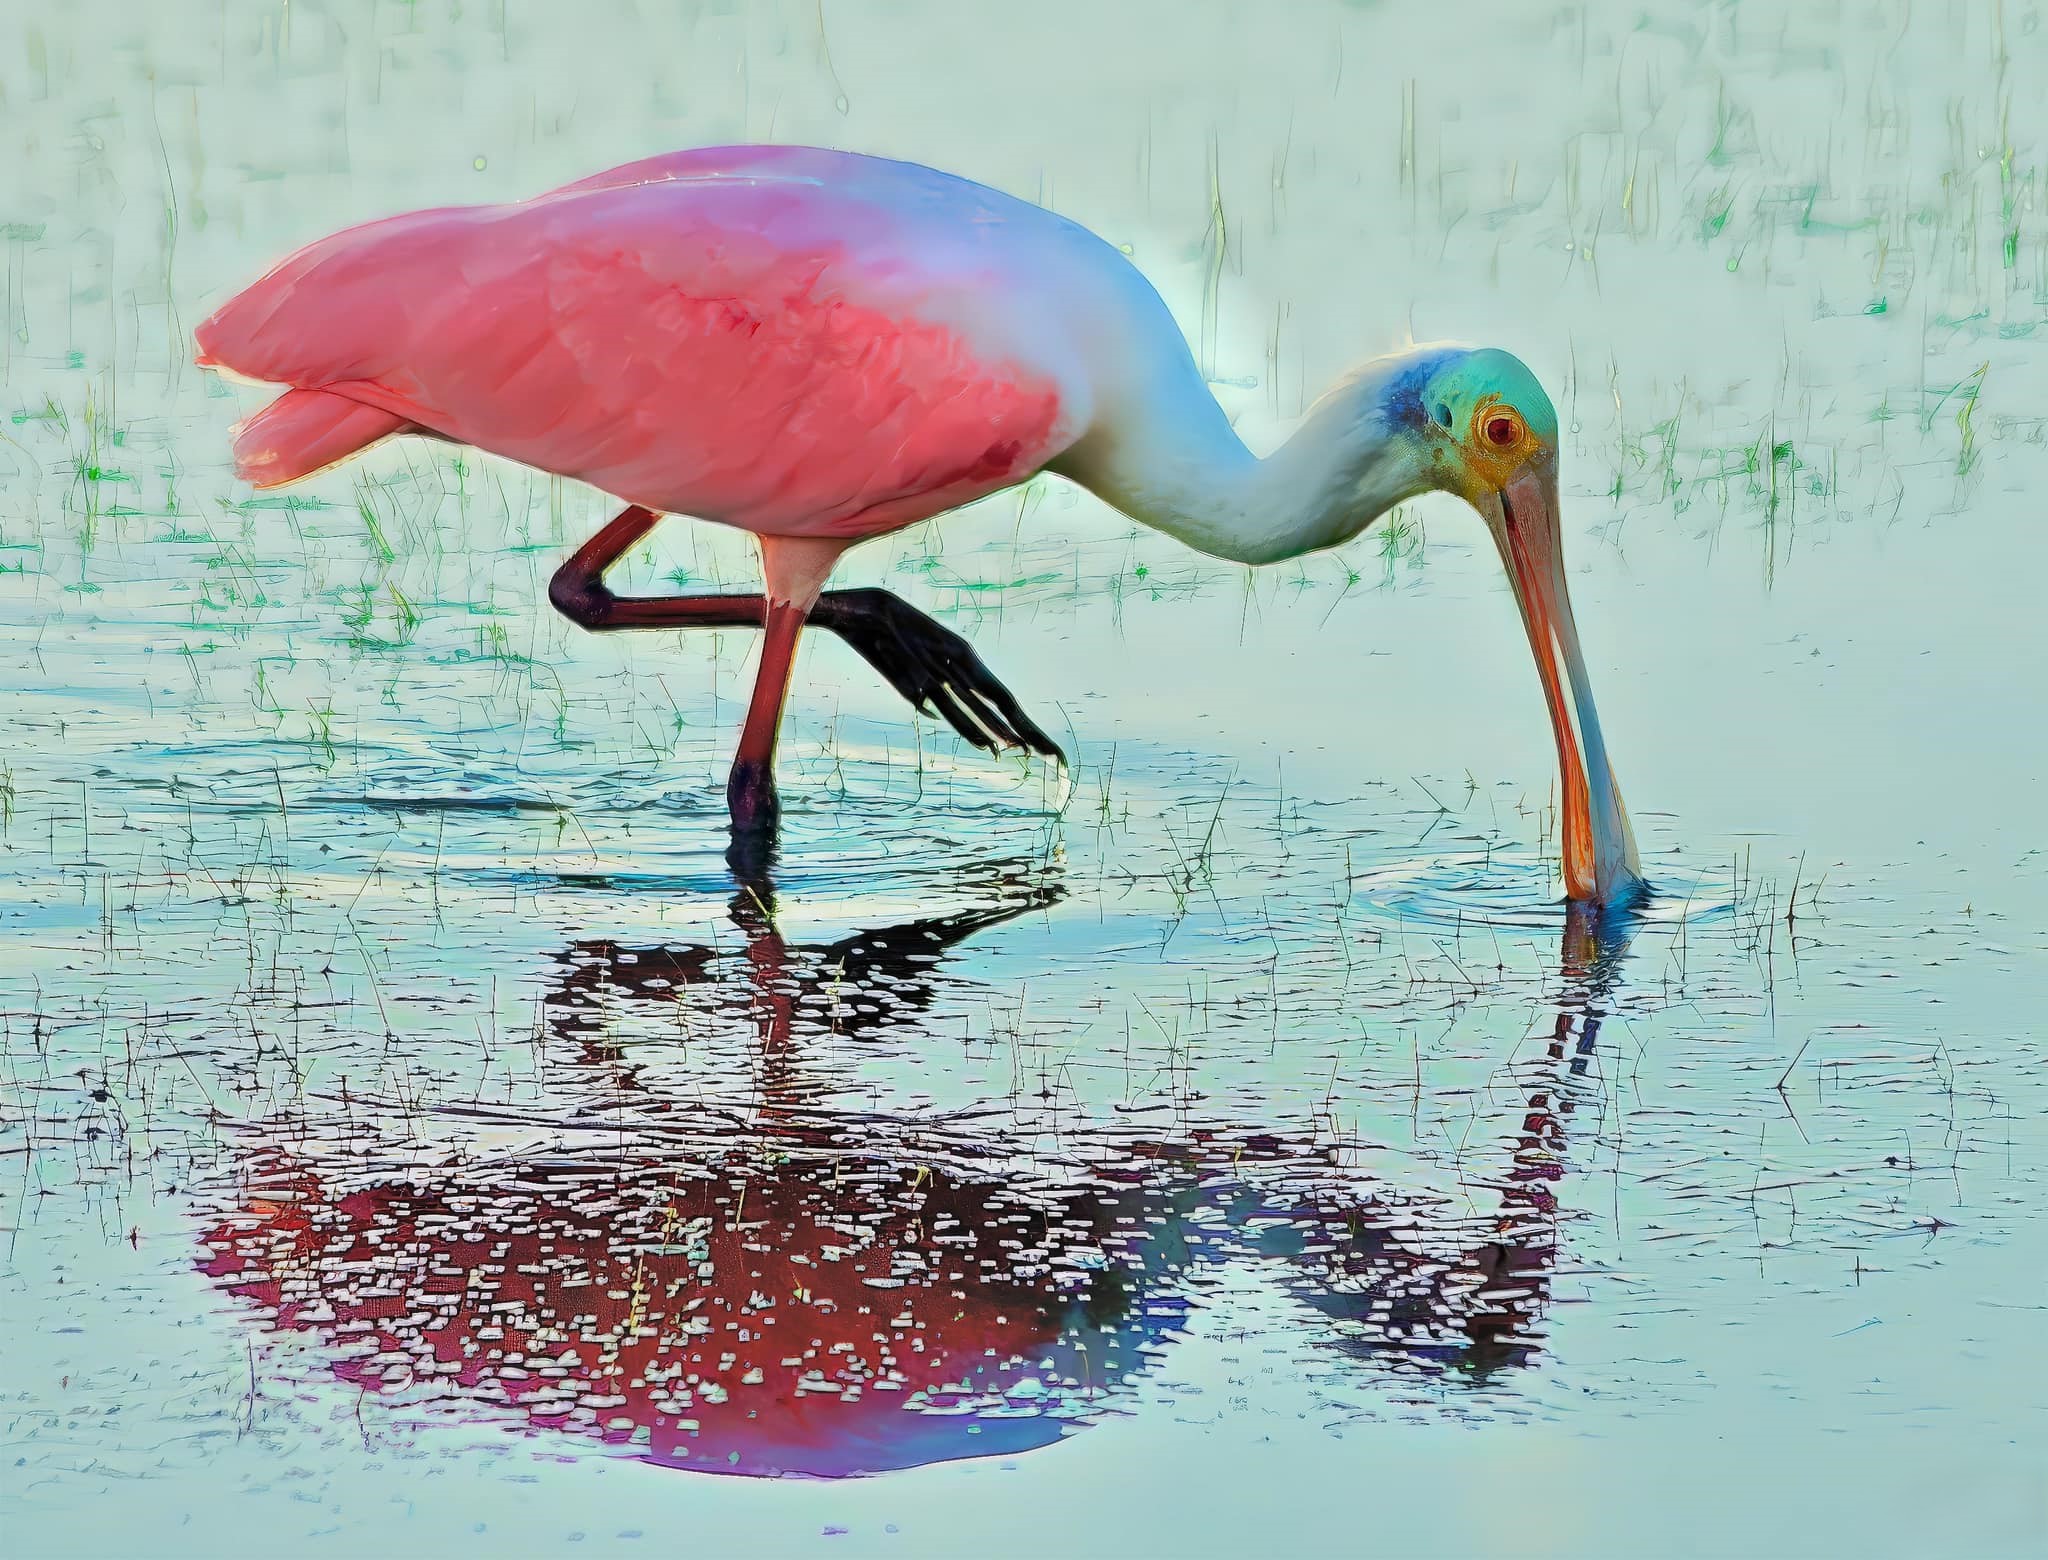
top-left (726, 536), bottom-right (849, 851)
top-left (550, 506), bottom-right (1062, 759)
top-left (726, 597), bottom-right (805, 835)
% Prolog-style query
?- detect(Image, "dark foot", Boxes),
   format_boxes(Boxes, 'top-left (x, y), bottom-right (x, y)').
top-left (727, 758), bottom-right (781, 834)
top-left (725, 763), bottom-right (780, 888)
top-left (813, 588), bottom-right (1065, 762)
top-left (726, 760), bottom-right (780, 882)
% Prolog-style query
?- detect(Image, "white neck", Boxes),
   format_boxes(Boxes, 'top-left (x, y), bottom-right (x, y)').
top-left (1053, 372), bottom-right (1432, 567)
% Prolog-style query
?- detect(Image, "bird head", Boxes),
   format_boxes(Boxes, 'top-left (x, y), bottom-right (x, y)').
top-left (1379, 346), bottom-right (1644, 909)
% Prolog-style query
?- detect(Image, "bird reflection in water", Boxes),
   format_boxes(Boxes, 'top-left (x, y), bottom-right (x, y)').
top-left (197, 870), bottom-right (1628, 1478)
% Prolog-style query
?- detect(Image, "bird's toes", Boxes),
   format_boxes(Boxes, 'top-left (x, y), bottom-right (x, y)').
top-left (932, 681), bottom-right (1009, 753)
top-left (822, 592), bottom-right (1061, 763)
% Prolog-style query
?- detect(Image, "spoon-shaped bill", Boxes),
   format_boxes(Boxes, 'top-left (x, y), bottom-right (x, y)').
top-left (1486, 459), bottom-right (1644, 909)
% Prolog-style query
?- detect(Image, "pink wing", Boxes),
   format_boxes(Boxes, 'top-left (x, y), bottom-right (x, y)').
top-left (195, 151), bottom-right (1075, 538)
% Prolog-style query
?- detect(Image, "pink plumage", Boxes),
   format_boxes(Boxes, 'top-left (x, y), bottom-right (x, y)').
top-left (227, 391), bottom-right (409, 486)
top-left (196, 147), bottom-right (1081, 539)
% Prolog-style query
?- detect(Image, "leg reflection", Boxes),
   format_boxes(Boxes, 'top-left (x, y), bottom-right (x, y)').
top-left (198, 892), bottom-right (1638, 1474)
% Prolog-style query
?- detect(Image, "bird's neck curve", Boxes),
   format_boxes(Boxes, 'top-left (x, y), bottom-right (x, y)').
top-left (1057, 375), bottom-right (1433, 567)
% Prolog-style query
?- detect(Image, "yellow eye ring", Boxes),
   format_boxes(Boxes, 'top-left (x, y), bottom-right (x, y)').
top-left (1480, 407), bottom-right (1525, 450)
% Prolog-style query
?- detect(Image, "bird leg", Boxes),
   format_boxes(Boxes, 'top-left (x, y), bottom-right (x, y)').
top-left (727, 590), bottom-right (808, 843)
top-left (547, 505), bottom-right (750, 630)
top-left (549, 507), bottom-right (1064, 761)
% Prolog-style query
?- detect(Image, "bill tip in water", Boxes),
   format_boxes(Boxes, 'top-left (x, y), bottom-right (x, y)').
top-left (1579, 864), bottom-right (1649, 917)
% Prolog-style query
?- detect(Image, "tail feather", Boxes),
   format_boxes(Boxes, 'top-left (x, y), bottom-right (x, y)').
top-left (229, 389), bottom-right (412, 487)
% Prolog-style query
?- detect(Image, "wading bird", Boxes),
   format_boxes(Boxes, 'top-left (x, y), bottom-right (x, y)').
top-left (197, 145), bottom-right (1642, 906)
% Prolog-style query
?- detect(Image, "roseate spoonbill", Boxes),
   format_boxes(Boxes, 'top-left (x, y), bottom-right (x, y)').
top-left (196, 145), bottom-right (1642, 906)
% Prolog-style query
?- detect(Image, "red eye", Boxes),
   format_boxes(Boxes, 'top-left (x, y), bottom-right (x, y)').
top-left (1485, 414), bottom-right (1521, 448)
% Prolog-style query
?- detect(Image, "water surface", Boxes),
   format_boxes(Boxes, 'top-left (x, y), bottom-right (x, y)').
top-left (4, 1), bottom-right (2047, 1554)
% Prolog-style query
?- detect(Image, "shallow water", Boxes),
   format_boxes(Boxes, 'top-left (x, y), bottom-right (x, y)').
top-left (5, 1), bottom-right (2048, 1555)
